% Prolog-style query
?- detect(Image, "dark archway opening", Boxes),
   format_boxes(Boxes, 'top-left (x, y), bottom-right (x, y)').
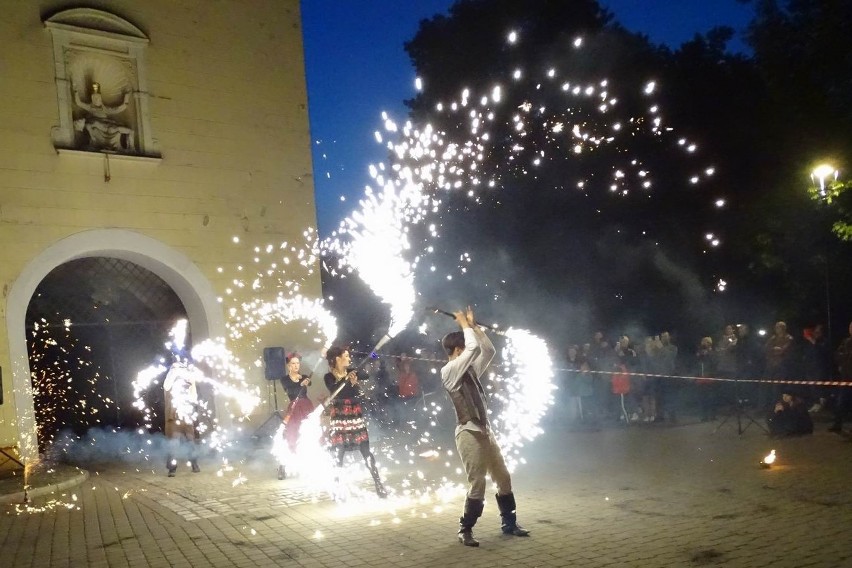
top-left (26, 257), bottom-right (188, 451)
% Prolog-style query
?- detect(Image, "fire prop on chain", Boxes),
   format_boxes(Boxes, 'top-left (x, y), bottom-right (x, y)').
top-left (132, 320), bottom-right (261, 457)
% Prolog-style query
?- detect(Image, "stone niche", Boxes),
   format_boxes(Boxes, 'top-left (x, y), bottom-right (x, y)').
top-left (45, 8), bottom-right (160, 158)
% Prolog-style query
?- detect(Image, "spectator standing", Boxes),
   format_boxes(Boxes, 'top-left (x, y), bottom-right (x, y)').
top-left (395, 352), bottom-right (421, 423)
top-left (638, 337), bottom-right (661, 422)
top-left (563, 345), bottom-right (593, 424)
top-left (716, 325), bottom-right (739, 379)
top-left (829, 322), bottom-right (852, 433)
top-left (590, 332), bottom-right (615, 419)
top-left (613, 335), bottom-right (638, 421)
top-left (589, 331), bottom-right (609, 368)
top-left (736, 324), bottom-right (761, 405)
top-left (802, 324), bottom-right (832, 412)
top-left (765, 321), bottom-right (794, 379)
top-left (695, 337), bottom-right (719, 422)
top-left (715, 324), bottom-right (739, 416)
top-left (764, 321), bottom-right (794, 409)
top-left (657, 332), bottom-right (678, 422)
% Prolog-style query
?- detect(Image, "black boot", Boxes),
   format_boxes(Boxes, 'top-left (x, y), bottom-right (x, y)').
top-left (166, 456), bottom-right (177, 477)
top-left (277, 465), bottom-right (286, 480)
top-left (495, 492), bottom-right (530, 536)
top-left (365, 453), bottom-right (387, 499)
top-left (458, 497), bottom-right (484, 546)
top-left (191, 460), bottom-right (201, 473)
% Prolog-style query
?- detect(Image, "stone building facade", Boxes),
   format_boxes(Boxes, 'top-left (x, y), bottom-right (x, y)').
top-left (0, 1), bottom-right (322, 462)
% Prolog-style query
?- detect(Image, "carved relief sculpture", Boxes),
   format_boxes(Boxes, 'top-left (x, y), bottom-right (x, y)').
top-left (73, 82), bottom-right (136, 152)
top-left (45, 8), bottom-right (160, 158)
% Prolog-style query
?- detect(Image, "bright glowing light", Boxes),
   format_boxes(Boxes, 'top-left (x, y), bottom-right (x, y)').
top-left (811, 163), bottom-right (839, 195)
top-left (491, 329), bottom-right (556, 471)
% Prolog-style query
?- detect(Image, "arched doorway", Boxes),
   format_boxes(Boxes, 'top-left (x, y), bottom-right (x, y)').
top-left (27, 257), bottom-right (188, 450)
top-left (6, 229), bottom-right (225, 462)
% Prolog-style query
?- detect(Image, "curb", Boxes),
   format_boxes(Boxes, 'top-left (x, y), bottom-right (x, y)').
top-left (0, 469), bottom-right (90, 505)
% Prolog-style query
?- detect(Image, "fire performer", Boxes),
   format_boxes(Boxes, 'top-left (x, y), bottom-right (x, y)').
top-left (441, 306), bottom-right (530, 547)
top-left (324, 345), bottom-right (387, 498)
top-left (163, 360), bottom-right (203, 477)
top-left (277, 353), bottom-right (314, 480)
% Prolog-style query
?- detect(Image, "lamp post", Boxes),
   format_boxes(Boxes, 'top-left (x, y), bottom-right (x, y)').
top-left (810, 163), bottom-right (839, 344)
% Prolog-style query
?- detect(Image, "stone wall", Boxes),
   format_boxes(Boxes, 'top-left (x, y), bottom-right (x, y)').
top-left (0, 1), bottom-right (322, 455)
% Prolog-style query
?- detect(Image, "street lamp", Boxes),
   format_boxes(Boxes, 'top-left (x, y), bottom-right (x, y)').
top-left (809, 163), bottom-right (839, 344)
top-left (811, 163), bottom-right (838, 197)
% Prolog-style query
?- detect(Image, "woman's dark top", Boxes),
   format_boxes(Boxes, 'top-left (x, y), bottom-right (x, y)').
top-left (324, 372), bottom-right (361, 400)
top-left (281, 374), bottom-right (309, 401)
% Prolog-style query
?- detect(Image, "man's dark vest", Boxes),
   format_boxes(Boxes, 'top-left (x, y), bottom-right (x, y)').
top-left (448, 369), bottom-right (489, 428)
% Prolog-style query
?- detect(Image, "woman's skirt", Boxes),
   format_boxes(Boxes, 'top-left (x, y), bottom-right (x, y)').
top-left (284, 396), bottom-right (315, 452)
top-left (328, 398), bottom-right (369, 451)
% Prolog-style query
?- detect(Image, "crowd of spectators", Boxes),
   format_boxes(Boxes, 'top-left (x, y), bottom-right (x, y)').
top-left (349, 319), bottom-right (852, 440)
top-left (558, 320), bottom-right (852, 437)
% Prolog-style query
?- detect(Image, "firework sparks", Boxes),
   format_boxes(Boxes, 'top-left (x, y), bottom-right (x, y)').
top-left (491, 329), bottom-right (556, 471)
top-left (28, 319), bottom-right (113, 452)
top-left (132, 320), bottom-right (261, 456)
top-left (320, 29), bottom-right (728, 308)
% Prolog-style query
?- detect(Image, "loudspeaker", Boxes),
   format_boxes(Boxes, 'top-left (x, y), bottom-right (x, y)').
top-left (263, 347), bottom-right (286, 381)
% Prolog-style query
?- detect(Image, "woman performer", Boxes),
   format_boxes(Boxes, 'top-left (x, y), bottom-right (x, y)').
top-left (324, 345), bottom-right (387, 498)
top-left (277, 353), bottom-right (314, 479)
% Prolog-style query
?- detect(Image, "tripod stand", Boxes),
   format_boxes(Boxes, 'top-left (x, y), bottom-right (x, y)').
top-left (714, 377), bottom-right (768, 435)
top-left (251, 378), bottom-right (285, 443)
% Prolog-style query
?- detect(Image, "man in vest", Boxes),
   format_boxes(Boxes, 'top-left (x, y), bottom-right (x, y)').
top-left (441, 306), bottom-right (529, 547)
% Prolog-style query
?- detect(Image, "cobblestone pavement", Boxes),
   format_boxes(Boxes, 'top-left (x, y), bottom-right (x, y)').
top-left (2, 420), bottom-right (851, 567)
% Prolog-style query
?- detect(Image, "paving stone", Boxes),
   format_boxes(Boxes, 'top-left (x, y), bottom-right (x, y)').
top-left (2, 421), bottom-right (851, 567)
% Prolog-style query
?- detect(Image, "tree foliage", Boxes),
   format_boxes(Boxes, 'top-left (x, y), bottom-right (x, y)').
top-left (400, 0), bottom-right (768, 343)
top-left (326, 0), bottom-right (852, 346)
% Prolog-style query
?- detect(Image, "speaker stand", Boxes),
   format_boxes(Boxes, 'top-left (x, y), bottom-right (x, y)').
top-left (251, 379), bottom-right (284, 443)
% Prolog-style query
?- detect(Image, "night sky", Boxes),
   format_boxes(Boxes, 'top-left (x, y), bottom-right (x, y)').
top-left (301, 0), bottom-right (754, 238)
